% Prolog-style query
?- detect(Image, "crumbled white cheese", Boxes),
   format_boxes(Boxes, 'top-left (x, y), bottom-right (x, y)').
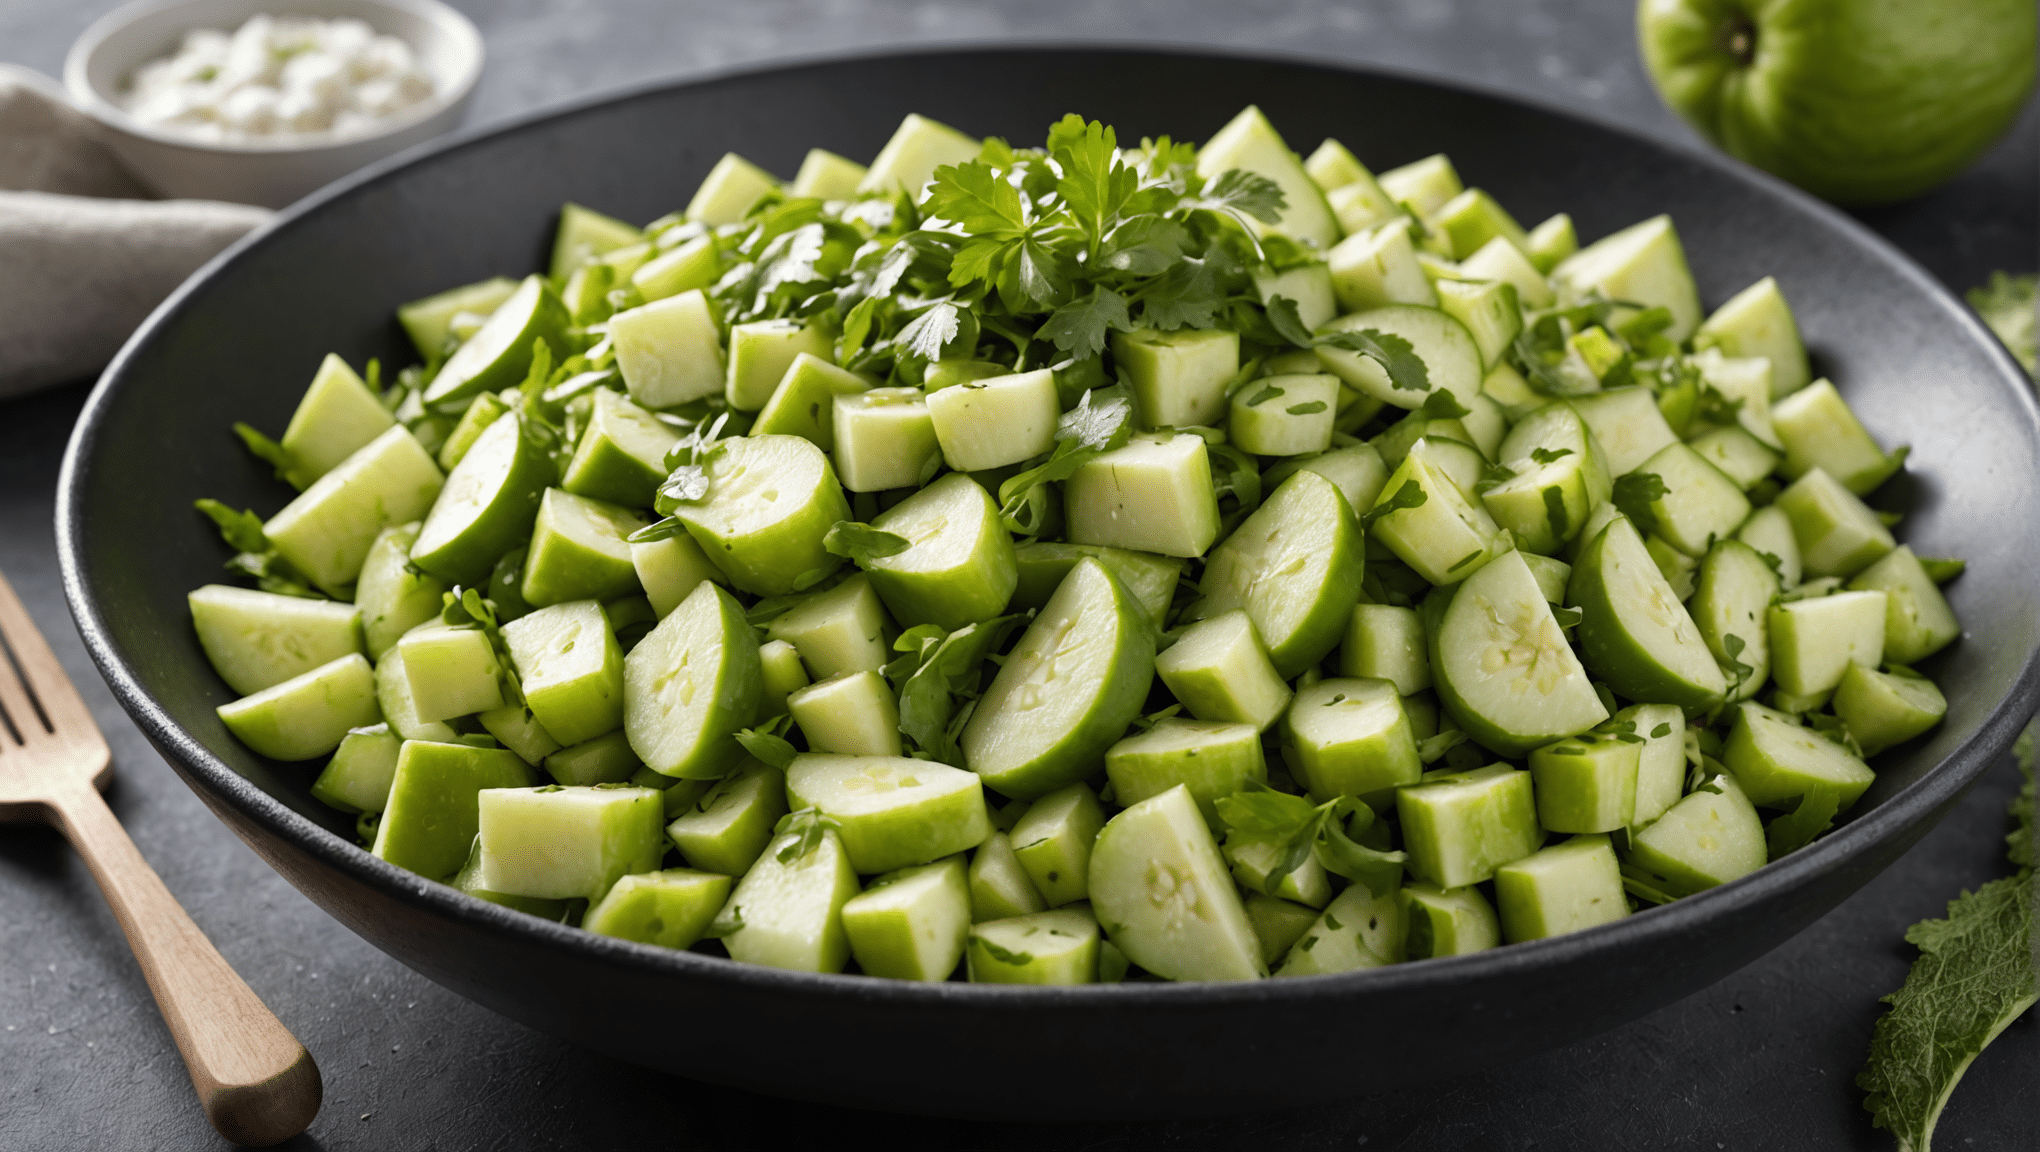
top-left (124, 14), bottom-right (436, 144)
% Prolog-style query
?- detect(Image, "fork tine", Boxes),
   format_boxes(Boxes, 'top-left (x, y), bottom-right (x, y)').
top-left (0, 570), bottom-right (98, 743)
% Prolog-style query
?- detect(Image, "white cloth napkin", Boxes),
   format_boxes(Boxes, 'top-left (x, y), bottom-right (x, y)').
top-left (0, 66), bottom-right (273, 398)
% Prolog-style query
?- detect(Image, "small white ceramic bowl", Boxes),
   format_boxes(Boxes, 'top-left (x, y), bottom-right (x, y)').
top-left (65, 0), bottom-right (483, 208)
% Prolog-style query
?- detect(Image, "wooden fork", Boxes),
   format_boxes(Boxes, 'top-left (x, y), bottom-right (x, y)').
top-left (0, 570), bottom-right (321, 1146)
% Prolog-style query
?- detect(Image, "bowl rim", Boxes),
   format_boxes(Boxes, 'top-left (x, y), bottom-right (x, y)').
top-left (61, 0), bottom-right (484, 156)
top-left (55, 40), bottom-right (2040, 1010)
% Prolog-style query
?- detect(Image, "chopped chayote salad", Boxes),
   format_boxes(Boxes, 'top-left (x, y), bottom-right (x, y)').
top-left (190, 108), bottom-right (1962, 984)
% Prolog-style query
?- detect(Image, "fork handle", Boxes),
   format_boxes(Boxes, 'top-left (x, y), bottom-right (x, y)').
top-left (50, 778), bottom-right (322, 1146)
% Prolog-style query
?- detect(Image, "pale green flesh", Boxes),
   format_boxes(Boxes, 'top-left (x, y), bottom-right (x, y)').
top-left (1846, 546), bottom-right (1960, 665)
top-left (562, 388), bottom-right (678, 508)
top-left (1400, 884), bottom-right (1500, 959)
top-left (962, 558), bottom-right (1154, 800)
top-left (265, 425), bottom-right (445, 593)
top-left (1196, 470), bottom-right (1363, 679)
top-left (398, 276), bottom-right (518, 361)
top-left (623, 582), bottom-right (762, 779)
top-left (677, 435), bottom-right (851, 597)
top-left (582, 869), bottom-right (731, 950)
top-left (1315, 305), bottom-right (1482, 410)
top-left (195, 111), bottom-right (1967, 984)
top-left (968, 831), bottom-right (1048, 922)
top-left (866, 471), bottom-right (1019, 631)
top-left (1088, 786), bottom-right (1266, 982)
top-left (1833, 664), bottom-right (1946, 756)
top-left (1007, 783), bottom-right (1106, 907)
top-left (1623, 775), bottom-right (1765, 896)
top-left (424, 275), bottom-right (567, 408)
top-left (521, 489), bottom-right (647, 608)
top-left (785, 754), bottom-right (992, 875)
top-left (1154, 610), bottom-right (1293, 731)
top-left (968, 908), bottom-right (1101, 985)
top-left (1722, 703), bottom-right (1876, 811)
top-left (190, 584), bottom-right (362, 697)
top-left (217, 654), bottom-right (382, 762)
top-left (410, 414), bottom-right (546, 587)
top-left (1396, 764), bottom-right (1544, 889)
top-left (1494, 835), bottom-right (1628, 943)
top-left (373, 740), bottom-right (535, 880)
top-left (1105, 718), bottom-right (1267, 826)
top-left (1528, 732), bottom-right (1639, 834)
top-left (475, 785), bottom-right (665, 900)
top-left (786, 671), bottom-right (901, 757)
top-left (1196, 106), bottom-right (1340, 248)
top-left (719, 829), bottom-right (861, 973)
top-left (1691, 540), bottom-right (1778, 703)
top-left (355, 522), bottom-right (446, 661)
top-left (312, 725), bottom-right (401, 814)
top-left (666, 761), bottom-right (787, 875)
top-left (1276, 879), bottom-right (1406, 976)
top-left (1568, 517), bottom-right (1727, 709)
top-left (1246, 892), bottom-right (1323, 963)
top-left (841, 856), bottom-right (971, 981)
top-left (1287, 678), bottom-right (1423, 804)
top-left (1432, 550), bottom-right (1606, 756)
top-left (1341, 603), bottom-right (1431, 696)
top-left (503, 600), bottom-right (626, 748)
top-left (1618, 702), bottom-right (1686, 830)
top-left (280, 354), bottom-right (396, 489)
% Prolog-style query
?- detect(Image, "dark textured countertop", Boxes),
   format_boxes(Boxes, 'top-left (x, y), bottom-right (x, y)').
top-left (2, 3), bottom-right (2035, 1148)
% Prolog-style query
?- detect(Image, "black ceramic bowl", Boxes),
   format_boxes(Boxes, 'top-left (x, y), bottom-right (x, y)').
top-left (57, 47), bottom-right (2040, 1120)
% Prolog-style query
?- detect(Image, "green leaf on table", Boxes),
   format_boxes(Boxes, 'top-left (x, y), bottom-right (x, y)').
top-left (1858, 874), bottom-right (2035, 1151)
top-left (1857, 718), bottom-right (2036, 1150)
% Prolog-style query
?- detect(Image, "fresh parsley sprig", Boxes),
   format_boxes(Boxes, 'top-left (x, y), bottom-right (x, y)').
top-left (1215, 780), bottom-right (1407, 896)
